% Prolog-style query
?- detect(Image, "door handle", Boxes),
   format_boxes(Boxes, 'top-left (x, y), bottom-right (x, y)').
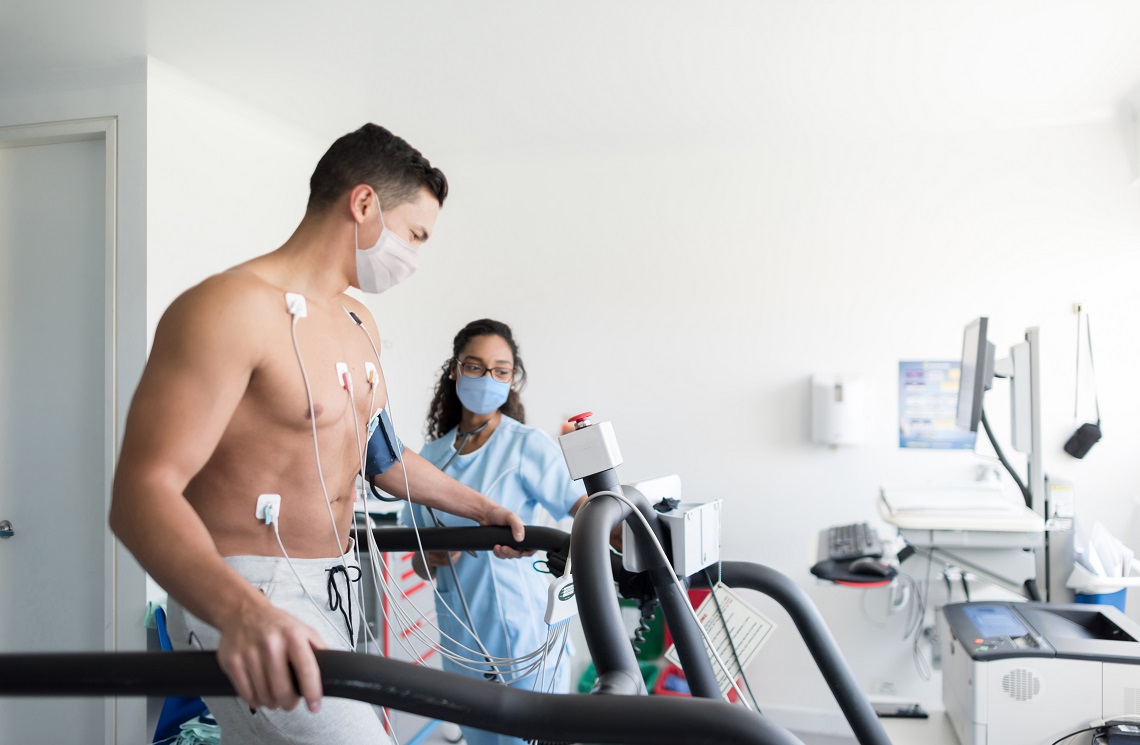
top-left (0, 520), bottom-right (12, 538)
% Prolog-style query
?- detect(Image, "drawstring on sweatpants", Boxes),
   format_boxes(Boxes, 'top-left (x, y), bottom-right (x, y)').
top-left (326, 565), bottom-right (362, 644)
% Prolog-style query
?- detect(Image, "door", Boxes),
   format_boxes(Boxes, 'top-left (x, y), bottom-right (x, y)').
top-left (0, 135), bottom-right (109, 742)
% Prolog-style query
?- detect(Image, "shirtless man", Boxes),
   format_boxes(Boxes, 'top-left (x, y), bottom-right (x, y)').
top-left (110, 123), bottom-right (525, 743)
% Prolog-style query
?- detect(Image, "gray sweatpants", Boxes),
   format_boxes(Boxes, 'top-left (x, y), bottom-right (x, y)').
top-left (166, 546), bottom-right (390, 745)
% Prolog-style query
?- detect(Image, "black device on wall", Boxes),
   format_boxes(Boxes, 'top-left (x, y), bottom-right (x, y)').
top-left (1064, 308), bottom-right (1101, 460)
top-left (1064, 422), bottom-right (1101, 459)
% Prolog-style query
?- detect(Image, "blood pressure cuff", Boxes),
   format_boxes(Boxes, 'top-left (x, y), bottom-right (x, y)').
top-left (365, 408), bottom-right (406, 478)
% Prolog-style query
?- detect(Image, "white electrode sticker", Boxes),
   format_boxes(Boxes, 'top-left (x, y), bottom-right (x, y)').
top-left (664, 582), bottom-right (777, 696)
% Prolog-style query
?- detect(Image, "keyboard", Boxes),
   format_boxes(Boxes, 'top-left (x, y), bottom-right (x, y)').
top-left (823, 522), bottom-right (884, 562)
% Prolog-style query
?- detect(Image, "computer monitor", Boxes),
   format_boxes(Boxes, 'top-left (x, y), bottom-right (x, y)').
top-left (955, 317), bottom-right (995, 432)
top-left (953, 317), bottom-right (1041, 512)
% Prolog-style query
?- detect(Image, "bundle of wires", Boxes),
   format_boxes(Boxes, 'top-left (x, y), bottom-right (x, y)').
top-left (284, 307), bottom-right (577, 740)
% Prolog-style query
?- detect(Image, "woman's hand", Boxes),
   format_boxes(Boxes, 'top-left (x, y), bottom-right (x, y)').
top-left (412, 550), bottom-right (462, 579)
top-left (427, 551), bottom-right (463, 568)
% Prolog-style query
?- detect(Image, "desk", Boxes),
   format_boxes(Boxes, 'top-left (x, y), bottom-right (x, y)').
top-left (878, 496), bottom-right (1045, 597)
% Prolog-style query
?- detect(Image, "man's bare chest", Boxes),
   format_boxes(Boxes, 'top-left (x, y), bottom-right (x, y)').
top-left (245, 307), bottom-right (385, 433)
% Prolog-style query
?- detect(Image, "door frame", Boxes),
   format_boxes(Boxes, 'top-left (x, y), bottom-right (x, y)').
top-left (0, 116), bottom-right (123, 741)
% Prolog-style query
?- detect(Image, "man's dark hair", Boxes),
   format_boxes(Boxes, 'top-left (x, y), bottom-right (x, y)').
top-left (307, 123), bottom-right (448, 213)
top-left (425, 319), bottom-right (527, 441)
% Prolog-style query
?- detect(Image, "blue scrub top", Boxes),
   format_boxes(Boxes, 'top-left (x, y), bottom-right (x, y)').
top-left (400, 416), bottom-right (581, 744)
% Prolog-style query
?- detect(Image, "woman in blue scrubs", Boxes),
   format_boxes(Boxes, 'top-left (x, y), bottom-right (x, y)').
top-left (401, 318), bottom-right (584, 745)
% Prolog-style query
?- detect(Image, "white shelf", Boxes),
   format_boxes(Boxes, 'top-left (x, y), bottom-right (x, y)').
top-left (1066, 563), bottom-right (1140, 593)
top-left (878, 495), bottom-right (1044, 534)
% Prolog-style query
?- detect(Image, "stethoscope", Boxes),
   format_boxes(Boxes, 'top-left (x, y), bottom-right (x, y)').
top-left (437, 418), bottom-right (492, 475)
top-left (428, 417), bottom-right (493, 549)
top-left (427, 416), bottom-right (510, 679)
top-left (432, 415), bottom-right (543, 674)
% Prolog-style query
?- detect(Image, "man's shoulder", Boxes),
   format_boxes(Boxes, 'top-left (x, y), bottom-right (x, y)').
top-left (162, 270), bottom-right (284, 327)
top-left (151, 271), bottom-right (288, 363)
top-left (168, 271), bottom-right (275, 312)
top-left (189, 269), bottom-right (285, 308)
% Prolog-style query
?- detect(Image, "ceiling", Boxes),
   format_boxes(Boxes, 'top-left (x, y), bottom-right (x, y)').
top-left (5, 1), bottom-right (1140, 152)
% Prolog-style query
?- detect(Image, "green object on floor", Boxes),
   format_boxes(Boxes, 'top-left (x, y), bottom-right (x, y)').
top-left (577, 660), bottom-right (660, 694)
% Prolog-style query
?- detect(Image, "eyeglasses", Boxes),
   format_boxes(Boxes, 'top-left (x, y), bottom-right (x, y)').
top-left (457, 360), bottom-right (514, 383)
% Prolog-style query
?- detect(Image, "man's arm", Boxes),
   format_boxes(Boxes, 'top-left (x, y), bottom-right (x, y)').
top-left (109, 278), bottom-right (324, 713)
top-left (372, 450), bottom-right (528, 558)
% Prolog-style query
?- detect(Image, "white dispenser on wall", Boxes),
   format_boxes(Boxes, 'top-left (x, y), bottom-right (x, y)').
top-left (811, 374), bottom-right (866, 446)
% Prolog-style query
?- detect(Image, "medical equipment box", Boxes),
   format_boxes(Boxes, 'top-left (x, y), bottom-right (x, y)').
top-left (656, 500), bottom-right (722, 578)
top-left (559, 421), bottom-right (623, 481)
top-left (619, 475), bottom-right (720, 576)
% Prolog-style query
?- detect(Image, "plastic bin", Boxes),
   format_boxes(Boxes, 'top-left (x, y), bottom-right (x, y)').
top-left (1067, 564), bottom-right (1140, 613)
top-left (1074, 588), bottom-right (1127, 612)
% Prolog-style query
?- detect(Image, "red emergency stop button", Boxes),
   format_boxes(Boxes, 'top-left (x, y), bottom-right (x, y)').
top-left (568, 412), bottom-right (593, 424)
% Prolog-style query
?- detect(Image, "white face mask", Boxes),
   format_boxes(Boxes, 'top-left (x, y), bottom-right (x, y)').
top-left (354, 196), bottom-right (419, 294)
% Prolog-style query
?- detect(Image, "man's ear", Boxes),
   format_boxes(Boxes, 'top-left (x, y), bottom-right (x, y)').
top-left (348, 184), bottom-right (375, 223)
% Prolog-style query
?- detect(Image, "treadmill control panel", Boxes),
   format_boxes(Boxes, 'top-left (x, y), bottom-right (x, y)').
top-left (945, 603), bottom-right (1054, 660)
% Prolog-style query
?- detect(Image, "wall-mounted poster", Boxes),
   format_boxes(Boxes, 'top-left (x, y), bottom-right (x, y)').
top-left (898, 361), bottom-right (977, 450)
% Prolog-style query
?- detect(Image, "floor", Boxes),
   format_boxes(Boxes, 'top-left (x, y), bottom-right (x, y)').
top-left (405, 729), bottom-right (854, 745)
top-left (880, 712), bottom-right (960, 745)
top-left (392, 710), bottom-right (960, 745)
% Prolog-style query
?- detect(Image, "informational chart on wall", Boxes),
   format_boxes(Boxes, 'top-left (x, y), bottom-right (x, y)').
top-left (898, 360), bottom-right (977, 450)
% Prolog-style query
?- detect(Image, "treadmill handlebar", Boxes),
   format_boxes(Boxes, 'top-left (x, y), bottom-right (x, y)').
top-left (354, 525), bottom-right (570, 554)
top-left (692, 562), bottom-right (891, 745)
top-left (0, 650), bottom-right (803, 745)
top-left (0, 525), bottom-right (891, 745)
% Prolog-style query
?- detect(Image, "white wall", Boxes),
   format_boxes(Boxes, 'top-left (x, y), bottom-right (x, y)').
top-left (145, 58), bottom-right (325, 338)
top-left (362, 118), bottom-right (1140, 718)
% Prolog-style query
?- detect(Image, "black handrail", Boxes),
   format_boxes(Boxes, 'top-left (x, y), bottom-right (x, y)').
top-left (0, 524), bottom-right (895, 745)
top-left (364, 526), bottom-right (887, 745)
top-left (692, 562), bottom-right (891, 745)
top-left (0, 650), bottom-right (803, 745)
top-left (354, 525), bottom-right (570, 555)
top-left (571, 493), bottom-right (647, 695)
top-left (571, 488), bottom-right (724, 700)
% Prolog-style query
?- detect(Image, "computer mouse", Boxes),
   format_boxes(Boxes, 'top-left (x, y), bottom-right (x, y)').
top-left (848, 557), bottom-right (891, 577)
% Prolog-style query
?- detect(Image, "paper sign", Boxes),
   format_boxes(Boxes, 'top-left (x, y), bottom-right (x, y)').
top-left (664, 582), bottom-right (777, 696)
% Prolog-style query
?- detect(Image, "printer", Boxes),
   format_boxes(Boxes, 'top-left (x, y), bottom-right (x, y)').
top-left (941, 601), bottom-right (1140, 745)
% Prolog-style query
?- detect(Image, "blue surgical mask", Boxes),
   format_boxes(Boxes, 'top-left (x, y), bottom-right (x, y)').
top-left (455, 373), bottom-right (510, 415)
